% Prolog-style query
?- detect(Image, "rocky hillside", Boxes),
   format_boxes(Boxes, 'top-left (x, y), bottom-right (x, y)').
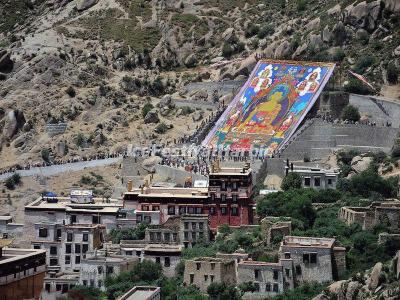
top-left (0, 0), bottom-right (399, 167)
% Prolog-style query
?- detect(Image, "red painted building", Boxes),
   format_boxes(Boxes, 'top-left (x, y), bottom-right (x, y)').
top-left (123, 164), bottom-right (254, 231)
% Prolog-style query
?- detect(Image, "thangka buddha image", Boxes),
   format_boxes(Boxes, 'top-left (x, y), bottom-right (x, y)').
top-left (236, 83), bottom-right (295, 135)
top-left (296, 67), bottom-right (322, 96)
top-left (251, 64), bottom-right (274, 92)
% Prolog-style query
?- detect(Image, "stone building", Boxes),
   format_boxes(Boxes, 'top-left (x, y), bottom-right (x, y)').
top-left (42, 273), bottom-right (80, 298)
top-left (279, 236), bottom-right (346, 283)
top-left (31, 222), bottom-right (104, 275)
top-left (288, 165), bottom-right (339, 190)
top-left (145, 214), bottom-right (210, 248)
top-left (260, 217), bottom-right (292, 246)
top-left (237, 260), bottom-right (294, 299)
top-left (183, 257), bottom-right (236, 293)
top-left (123, 164), bottom-right (255, 231)
top-left (24, 195), bottom-right (124, 238)
top-left (0, 240), bottom-right (46, 300)
top-left (118, 241), bottom-right (182, 278)
top-left (339, 201), bottom-right (400, 231)
top-left (0, 216), bottom-right (23, 239)
top-left (79, 252), bottom-right (138, 291)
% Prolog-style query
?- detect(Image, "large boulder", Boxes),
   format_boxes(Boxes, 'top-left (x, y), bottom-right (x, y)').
top-left (158, 94), bottom-right (174, 109)
top-left (351, 155), bottom-right (373, 173)
top-left (192, 110), bottom-right (204, 122)
top-left (344, 1), bottom-right (382, 32)
top-left (222, 28), bottom-right (235, 42)
top-left (274, 40), bottom-right (291, 59)
top-left (184, 54), bottom-right (197, 68)
top-left (0, 50), bottom-right (14, 73)
top-left (327, 280), bottom-right (347, 299)
top-left (333, 22), bottom-right (347, 45)
top-left (384, 0), bottom-right (400, 13)
top-left (76, 0), bottom-right (98, 11)
top-left (141, 156), bottom-right (162, 173)
top-left (345, 281), bottom-right (363, 300)
top-left (144, 109), bottom-right (159, 124)
top-left (368, 262), bottom-right (383, 290)
top-left (2, 110), bottom-right (25, 139)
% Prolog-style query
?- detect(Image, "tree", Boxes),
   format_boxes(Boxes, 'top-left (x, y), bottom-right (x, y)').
top-left (4, 173), bottom-right (22, 190)
top-left (108, 223), bottom-right (147, 243)
top-left (387, 63), bottom-right (398, 84)
top-left (131, 259), bottom-right (162, 282)
top-left (64, 285), bottom-right (104, 300)
top-left (341, 105), bottom-right (361, 122)
top-left (344, 78), bottom-right (372, 95)
top-left (281, 172), bottom-right (302, 190)
top-left (207, 282), bottom-right (241, 300)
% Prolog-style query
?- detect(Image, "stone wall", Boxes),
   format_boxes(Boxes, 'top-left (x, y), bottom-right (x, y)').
top-left (155, 165), bottom-right (207, 186)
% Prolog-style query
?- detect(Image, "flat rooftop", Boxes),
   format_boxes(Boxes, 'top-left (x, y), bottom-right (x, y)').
top-left (126, 187), bottom-right (208, 199)
top-left (118, 286), bottom-right (160, 300)
top-left (209, 167), bottom-right (252, 176)
top-left (0, 247), bottom-right (46, 264)
top-left (282, 236), bottom-right (336, 248)
top-left (25, 196), bottom-right (122, 213)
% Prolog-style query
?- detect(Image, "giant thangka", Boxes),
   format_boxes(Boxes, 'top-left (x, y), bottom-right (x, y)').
top-left (202, 60), bottom-right (335, 156)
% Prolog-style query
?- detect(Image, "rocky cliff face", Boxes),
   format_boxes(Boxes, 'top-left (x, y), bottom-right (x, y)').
top-left (313, 253), bottom-right (400, 300)
top-left (0, 0), bottom-right (399, 167)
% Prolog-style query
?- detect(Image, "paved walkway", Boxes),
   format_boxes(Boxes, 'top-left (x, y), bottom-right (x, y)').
top-left (0, 157), bottom-right (122, 180)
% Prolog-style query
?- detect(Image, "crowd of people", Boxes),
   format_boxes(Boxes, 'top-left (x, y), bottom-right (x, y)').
top-left (0, 152), bottom-right (125, 176)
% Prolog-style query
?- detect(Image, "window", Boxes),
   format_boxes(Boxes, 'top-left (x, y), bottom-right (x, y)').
top-left (98, 280), bottom-right (102, 288)
top-left (231, 207), bottom-right (238, 216)
top-left (284, 252), bottom-right (291, 259)
top-left (196, 263), bottom-right (201, 270)
top-left (144, 216), bottom-right (151, 223)
top-left (199, 232), bottom-right (204, 239)
top-left (152, 206), bottom-right (159, 211)
top-left (221, 207), bottom-right (227, 215)
top-left (232, 194), bottom-right (238, 203)
top-left (192, 223), bottom-right (197, 230)
top-left (136, 214), bottom-right (143, 223)
top-left (75, 256), bottom-right (81, 264)
top-left (310, 253), bottom-right (317, 264)
top-left (232, 182), bottom-right (238, 191)
top-left (107, 266), bottom-right (114, 274)
top-left (221, 181), bottom-right (226, 191)
top-left (211, 263), bottom-right (215, 270)
top-left (156, 232), bottom-right (161, 241)
top-left (125, 251), bottom-right (133, 256)
top-left (172, 233), bottom-right (177, 242)
top-left (304, 177), bottom-right (311, 187)
top-left (285, 268), bottom-right (290, 277)
top-left (156, 257), bottom-right (161, 264)
top-left (314, 177), bottom-right (321, 187)
top-left (190, 274), bottom-right (194, 284)
top-left (70, 215), bottom-right (77, 224)
top-left (56, 284), bottom-right (62, 291)
top-left (164, 233), bottom-right (170, 242)
top-left (136, 251), bottom-right (141, 257)
top-left (92, 215), bottom-right (100, 224)
top-left (266, 283), bottom-right (271, 292)
top-left (82, 280), bottom-right (87, 286)
top-left (164, 257), bottom-right (170, 267)
top-left (196, 207), bottom-right (202, 214)
top-left (67, 232), bottom-right (73, 242)
top-left (204, 275), bottom-right (208, 281)
top-left (50, 258), bottom-right (58, 266)
top-left (75, 244), bottom-right (81, 253)
top-left (192, 232), bottom-right (196, 240)
top-left (210, 193), bottom-right (215, 201)
top-left (328, 178), bottom-right (333, 185)
top-left (303, 253), bottom-right (317, 264)
top-left (209, 207), bottom-right (216, 215)
top-left (184, 232), bottom-right (188, 241)
top-left (168, 206), bottom-right (175, 215)
top-left (142, 205), bottom-right (149, 211)
top-left (50, 246), bottom-right (57, 255)
top-left (65, 255), bottom-right (71, 264)
top-left (62, 284), bottom-right (68, 293)
top-left (199, 222), bottom-right (204, 230)
top-left (97, 266), bottom-right (103, 274)
top-left (56, 229), bottom-right (62, 239)
top-left (149, 232), bottom-right (155, 241)
top-left (254, 282), bottom-right (260, 292)
top-left (82, 244), bottom-right (89, 253)
top-left (296, 265), bottom-right (302, 275)
top-left (184, 222), bottom-right (189, 230)
top-left (66, 244), bottom-right (72, 254)
top-left (82, 233), bottom-right (88, 242)
top-left (221, 194), bottom-right (226, 202)
top-left (179, 207), bottom-right (186, 215)
top-left (210, 275), bottom-right (214, 282)
top-left (273, 283), bottom-right (279, 293)
top-left (273, 270), bottom-right (279, 280)
top-left (33, 244), bottom-right (41, 250)
top-left (254, 269), bottom-right (260, 280)
top-left (90, 279), bottom-right (94, 287)
top-left (45, 283), bottom-right (51, 292)
top-left (39, 228), bottom-right (48, 238)
top-left (188, 207), bottom-right (194, 214)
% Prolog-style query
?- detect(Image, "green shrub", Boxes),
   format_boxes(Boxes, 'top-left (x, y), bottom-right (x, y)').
top-left (281, 172), bottom-right (302, 190)
top-left (387, 63), bottom-right (398, 84)
top-left (245, 24), bottom-right (259, 38)
top-left (41, 148), bottom-right (51, 162)
top-left (341, 105), bottom-right (361, 122)
top-left (354, 56), bottom-right (376, 74)
top-left (222, 43), bottom-right (233, 58)
top-left (155, 122), bottom-right (169, 134)
top-left (297, 0), bottom-right (307, 11)
top-left (257, 24), bottom-right (275, 39)
top-left (4, 173), bottom-right (21, 190)
top-left (142, 102), bottom-right (154, 118)
top-left (332, 48), bottom-right (346, 62)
